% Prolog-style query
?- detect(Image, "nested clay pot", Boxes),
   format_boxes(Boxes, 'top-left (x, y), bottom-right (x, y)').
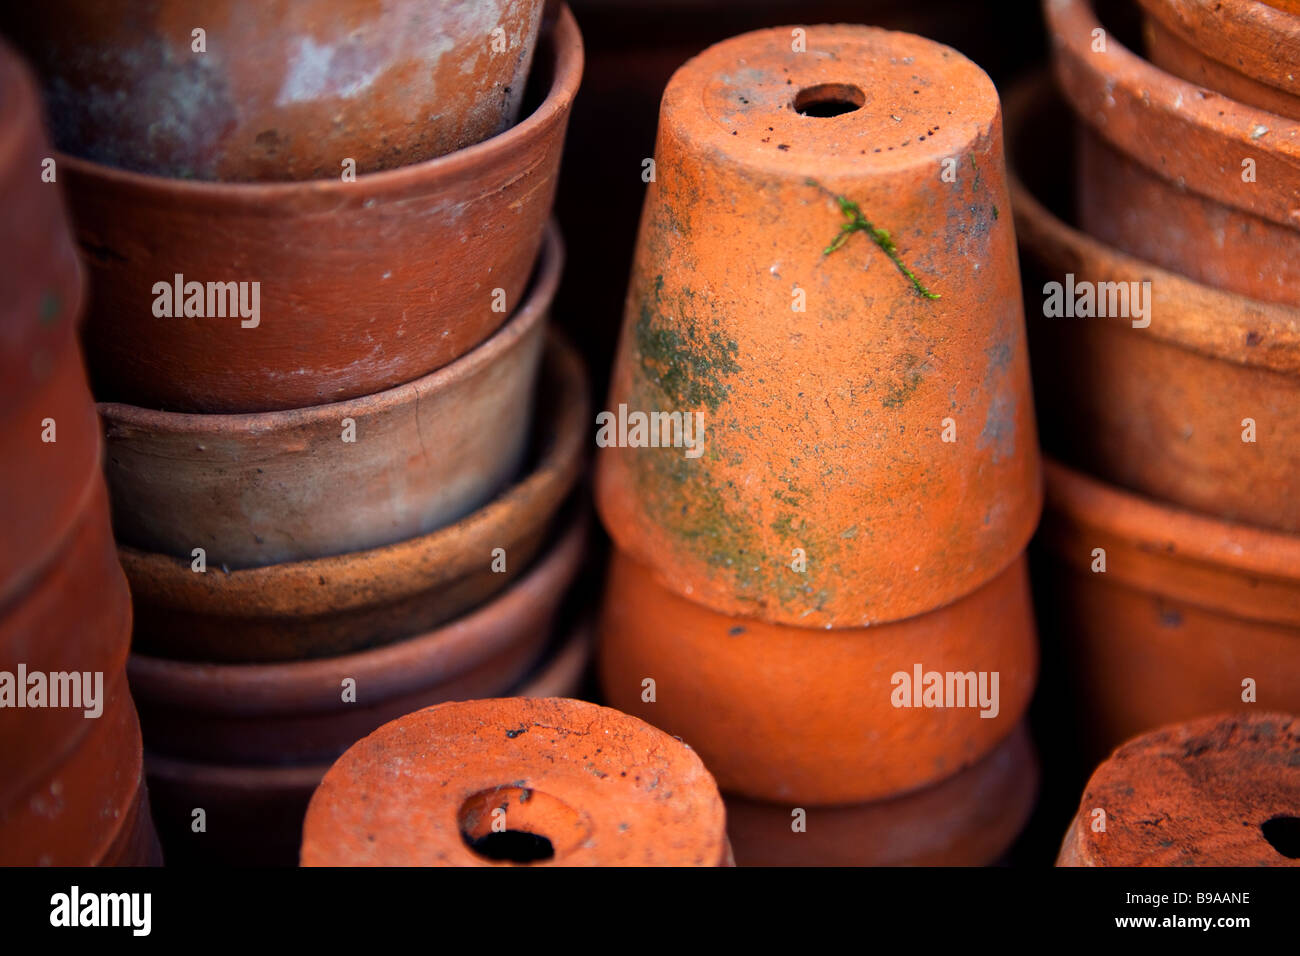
top-left (1008, 76), bottom-right (1300, 533)
top-left (725, 722), bottom-right (1038, 867)
top-left (1058, 712), bottom-right (1300, 866)
top-left (1048, 0), bottom-right (1300, 307)
top-left (57, 5), bottom-right (582, 412)
top-left (596, 24), bottom-right (1040, 629)
top-left (598, 547), bottom-right (1037, 805)
top-left (117, 332), bottom-right (587, 662)
top-left (1038, 459), bottom-right (1300, 761)
top-left (300, 697), bottom-right (731, 866)
top-left (127, 513), bottom-right (586, 765)
top-left (95, 782), bottom-right (163, 867)
top-left (102, 226), bottom-right (560, 571)
top-left (4, 0), bottom-right (545, 182)
top-left (1139, 0), bottom-right (1300, 121)
top-left (0, 45), bottom-right (100, 605)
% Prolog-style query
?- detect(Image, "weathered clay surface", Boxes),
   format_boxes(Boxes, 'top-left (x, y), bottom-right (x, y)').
top-left (300, 697), bottom-right (730, 866)
top-left (1058, 712), bottom-right (1300, 866)
top-left (94, 781), bottom-right (163, 866)
top-left (596, 24), bottom-right (1040, 628)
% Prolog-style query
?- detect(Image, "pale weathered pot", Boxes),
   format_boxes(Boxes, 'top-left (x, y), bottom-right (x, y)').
top-left (101, 225), bottom-right (560, 570)
top-left (126, 512), bottom-right (586, 765)
top-left (116, 331), bottom-right (587, 662)
top-left (1048, 0), bottom-right (1300, 307)
top-left (1058, 712), bottom-right (1300, 866)
top-left (300, 697), bottom-right (731, 866)
top-left (725, 722), bottom-right (1038, 866)
top-left (1008, 75), bottom-right (1300, 533)
top-left (58, 5), bottom-right (582, 412)
top-left (4, 0), bottom-right (546, 181)
top-left (1038, 458), bottom-right (1300, 762)
top-left (598, 546), bottom-right (1037, 805)
top-left (596, 23), bottom-right (1040, 629)
top-left (1139, 0), bottom-right (1300, 121)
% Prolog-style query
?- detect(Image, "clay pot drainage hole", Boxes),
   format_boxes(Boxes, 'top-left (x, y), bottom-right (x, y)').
top-left (793, 83), bottom-right (866, 117)
top-left (457, 785), bottom-right (589, 865)
top-left (1262, 816), bottom-right (1300, 860)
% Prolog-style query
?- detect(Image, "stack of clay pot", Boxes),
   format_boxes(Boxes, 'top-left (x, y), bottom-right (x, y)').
top-left (5, 3), bottom-right (589, 864)
top-left (1007, 0), bottom-right (1300, 764)
top-left (0, 43), bottom-right (159, 866)
top-left (595, 25), bottom-right (1042, 865)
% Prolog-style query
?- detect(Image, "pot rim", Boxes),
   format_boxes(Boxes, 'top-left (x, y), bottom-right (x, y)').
top-left (54, 5), bottom-right (583, 199)
top-left (99, 223), bottom-right (562, 430)
top-left (116, 328), bottom-right (589, 615)
top-left (1046, 0), bottom-right (1300, 230)
top-left (1005, 73), bottom-right (1300, 376)
top-left (125, 508), bottom-right (587, 715)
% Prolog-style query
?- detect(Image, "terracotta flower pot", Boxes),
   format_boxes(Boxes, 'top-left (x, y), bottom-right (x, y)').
top-left (127, 511), bottom-right (586, 766)
top-left (1058, 711), bottom-right (1300, 866)
top-left (300, 697), bottom-right (731, 866)
top-left (1038, 458), bottom-right (1300, 761)
top-left (1138, 0), bottom-right (1300, 121)
top-left (57, 4), bottom-right (582, 412)
top-left (4, 0), bottom-right (546, 181)
top-left (94, 782), bottom-right (163, 867)
top-left (725, 722), bottom-right (1038, 867)
top-left (598, 546), bottom-right (1037, 805)
top-left (0, 45), bottom-right (100, 606)
top-left (116, 332), bottom-right (587, 662)
top-left (1047, 0), bottom-right (1300, 307)
top-left (595, 23), bottom-right (1040, 628)
top-left (1007, 76), bottom-right (1300, 533)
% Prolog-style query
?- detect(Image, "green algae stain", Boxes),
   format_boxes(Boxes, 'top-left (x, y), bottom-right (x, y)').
top-left (38, 291), bottom-right (61, 326)
top-left (881, 352), bottom-right (927, 408)
top-left (634, 275), bottom-right (741, 412)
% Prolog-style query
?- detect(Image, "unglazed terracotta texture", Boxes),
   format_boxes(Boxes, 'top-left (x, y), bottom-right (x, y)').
top-left (59, 5), bottom-right (582, 412)
top-left (100, 226), bottom-right (560, 570)
top-left (4, 0), bottom-right (545, 181)
top-left (596, 24), bottom-right (1040, 628)
top-left (117, 332), bottom-right (588, 662)
top-left (1038, 459), bottom-right (1300, 760)
top-left (94, 783), bottom-right (163, 867)
top-left (127, 514), bottom-right (586, 765)
top-left (1058, 712), bottom-right (1300, 866)
top-left (725, 722), bottom-right (1038, 866)
top-left (598, 547), bottom-right (1037, 805)
top-left (1047, 0), bottom-right (1300, 308)
top-left (1007, 78), bottom-right (1300, 533)
top-left (300, 697), bottom-right (731, 866)
top-left (1138, 0), bottom-right (1300, 121)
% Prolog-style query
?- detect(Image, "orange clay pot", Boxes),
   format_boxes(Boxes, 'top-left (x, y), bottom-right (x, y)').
top-left (1038, 459), bottom-right (1300, 762)
top-left (598, 546), bottom-right (1037, 805)
top-left (116, 333), bottom-right (587, 662)
top-left (1007, 76), bottom-right (1300, 534)
top-left (1139, 0), bottom-right (1300, 121)
top-left (0, 45), bottom-right (99, 605)
top-left (725, 722), bottom-right (1038, 867)
top-left (300, 697), bottom-right (730, 866)
top-left (3, 0), bottom-right (545, 181)
top-left (94, 782), bottom-right (163, 867)
top-left (55, 5), bottom-right (581, 413)
top-left (1058, 711), bottom-right (1300, 866)
top-left (595, 24), bottom-right (1040, 629)
top-left (1048, 0), bottom-right (1300, 308)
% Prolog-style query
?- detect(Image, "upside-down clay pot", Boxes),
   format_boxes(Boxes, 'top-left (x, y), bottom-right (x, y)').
top-left (4, 0), bottom-right (545, 181)
top-left (595, 24), bottom-right (1040, 628)
top-left (0, 45), bottom-right (99, 605)
top-left (1038, 459), bottom-right (1300, 761)
top-left (116, 333), bottom-right (587, 662)
top-left (100, 226), bottom-right (560, 570)
top-left (1138, 0), bottom-right (1300, 121)
top-left (598, 547), bottom-right (1037, 804)
top-left (1058, 712), bottom-right (1300, 866)
top-left (55, 5), bottom-right (582, 412)
top-left (143, 617), bottom-right (594, 867)
top-left (725, 722), bottom-right (1038, 866)
top-left (300, 697), bottom-right (731, 866)
top-left (1048, 0), bottom-right (1300, 308)
top-left (1007, 77), bottom-right (1300, 533)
